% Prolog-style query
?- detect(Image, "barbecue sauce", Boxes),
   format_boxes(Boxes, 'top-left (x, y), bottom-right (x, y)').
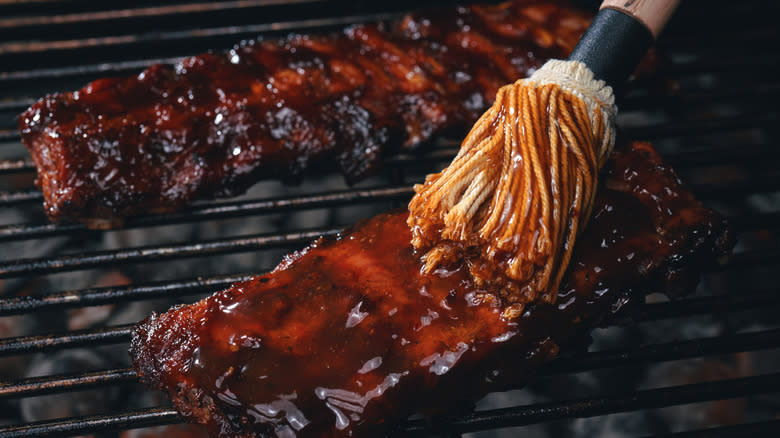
top-left (131, 143), bottom-right (731, 438)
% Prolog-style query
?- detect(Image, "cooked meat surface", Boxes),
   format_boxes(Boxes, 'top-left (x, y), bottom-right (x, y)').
top-left (19, 0), bottom-right (590, 228)
top-left (130, 142), bottom-right (732, 438)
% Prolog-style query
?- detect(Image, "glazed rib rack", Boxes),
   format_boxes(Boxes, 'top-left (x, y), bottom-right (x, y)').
top-left (1, 0), bottom-right (780, 437)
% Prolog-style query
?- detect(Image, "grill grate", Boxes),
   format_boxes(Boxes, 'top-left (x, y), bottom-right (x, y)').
top-left (1, 0), bottom-right (780, 437)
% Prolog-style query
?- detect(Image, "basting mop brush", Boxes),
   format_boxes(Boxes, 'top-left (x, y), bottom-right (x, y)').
top-left (407, 0), bottom-right (680, 318)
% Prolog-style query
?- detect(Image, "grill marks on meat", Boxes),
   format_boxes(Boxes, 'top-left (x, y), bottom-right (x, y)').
top-left (19, 0), bottom-right (590, 228)
top-left (130, 142), bottom-right (732, 438)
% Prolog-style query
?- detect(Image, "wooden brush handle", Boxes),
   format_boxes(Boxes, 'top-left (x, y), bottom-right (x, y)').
top-left (601, 0), bottom-right (681, 39)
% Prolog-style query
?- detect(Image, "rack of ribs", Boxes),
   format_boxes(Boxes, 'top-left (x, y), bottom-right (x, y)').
top-left (130, 142), bottom-right (733, 438)
top-left (19, 0), bottom-right (591, 228)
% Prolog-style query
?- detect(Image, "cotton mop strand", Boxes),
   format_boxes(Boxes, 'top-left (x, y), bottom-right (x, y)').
top-left (407, 1), bottom-right (679, 319)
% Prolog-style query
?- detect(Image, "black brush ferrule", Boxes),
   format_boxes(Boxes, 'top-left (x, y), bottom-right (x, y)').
top-left (568, 7), bottom-right (653, 90)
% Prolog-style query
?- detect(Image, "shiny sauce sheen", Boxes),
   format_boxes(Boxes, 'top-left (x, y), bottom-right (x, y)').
top-left (20, 0), bottom-right (592, 227)
top-left (132, 143), bottom-right (731, 437)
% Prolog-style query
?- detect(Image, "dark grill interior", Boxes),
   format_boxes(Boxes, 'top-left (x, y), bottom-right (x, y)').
top-left (1, 0), bottom-right (780, 436)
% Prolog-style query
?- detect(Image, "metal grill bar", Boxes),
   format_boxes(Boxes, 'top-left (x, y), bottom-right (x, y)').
top-left (5, 76), bottom-right (779, 128)
top-left (0, 159), bottom-right (32, 174)
top-left (0, 0), bottom-right (326, 29)
top-left (1, 284), bottom-right (777, 359)
top-left (0, 185), bottom-right (773, 243)
top-left (0, 187), bottom-right (412, 242)
top-left (0, 12), bottom-right (403, 56)
top-left (631, 289), bottom-right (780, 322)
top-left (0, 0), bottom-right (145, 7)
top-left (25, 292), bottom-right (780, 359)
top-left (0, 324), bottom-right (132, 357)
top-left (0, 0), bottom-right (62, 5)
top-left (0, 130), bottom-right (19, 143)
top-left (0, 57), bottom-right (183, 83)
top-left (2, 373), bottom-right (777, 438)
top-left (392, 143), bottom-right (780, 171)
top-left (0, 4), bottom-right (747, 41)
top-left (1, 271), bottom-right (777, 321)
top-left (0, 368), bottom-right (137, 399)
top-left (5, 108), bottom-right (777, 145)
top-left (0, 229), bottom-right (772, 280)
top-left (0, 204), bottom-right (771, 247)
top-left (0, 190), bottom-right (41, 206)
top-left (1, 40), bottom-right (774, 89)
top-left (0, 98), bottom-right (34, 111)
top-left (2, 173), bottom-right (777, 210)
top-left (539, 328), bottom-right (780, 377)
top-left (0, 139), bottom-right (776, 205)
top-left (0, 140), bottom-right (776, 176)
top-left (403, 373), bottom-right (780, 435)
top-left (3, 327), bottom-right (779, 399)
top-left (0, 228), bottom-right (339, 279)
top-left (0, 408), bottom-right (180, 438)
top-left (0, 273), bottom-right (252, 316)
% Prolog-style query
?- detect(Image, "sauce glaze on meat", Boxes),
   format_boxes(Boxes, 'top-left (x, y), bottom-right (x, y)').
top-left (19, 0), bottom-right (590, 228)
top-left (131, 142), bottom-right (732, 437)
